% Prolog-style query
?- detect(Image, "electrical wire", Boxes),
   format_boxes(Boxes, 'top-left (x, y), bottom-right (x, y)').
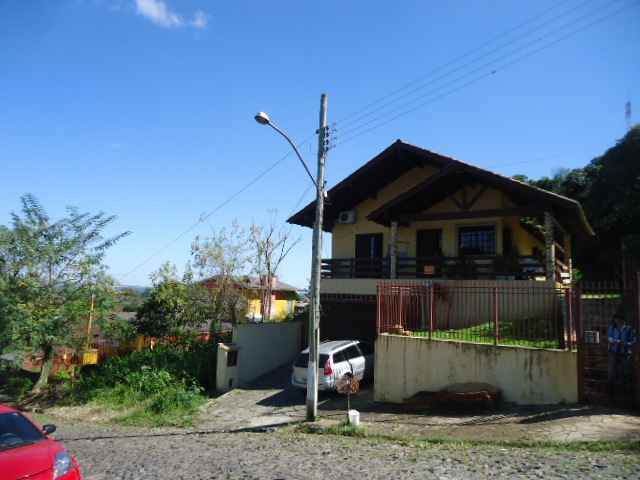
top-left (117, 1), bottom-right (635, 280)
top-left (285, 183), bottom-right (314, 238)
top-left (331, 0), bottom-right (635, 149)
top-left (334, 0), bottom-right (599, 131)
top-left (335, 0), bottom-right (630, 139)
top-left (119, 139), bottom-right (312, 280)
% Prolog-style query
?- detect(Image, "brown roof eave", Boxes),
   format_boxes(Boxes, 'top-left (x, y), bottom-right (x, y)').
top-left (366, 161), bottom-right (460, 225)
top-left (286, 140), bottom-right (452, 230)
top-left (287, 141), bottom-right (403, 229)
top-left (367, 157), bottom-right (595, 238)
top-left (287, 140), bottom-right (595, 238)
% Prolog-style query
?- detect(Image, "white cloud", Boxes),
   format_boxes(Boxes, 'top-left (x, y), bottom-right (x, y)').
top-left (134, 0), bottom-right (207, 29)
top-left (191, 9), bottom-right (208, 29)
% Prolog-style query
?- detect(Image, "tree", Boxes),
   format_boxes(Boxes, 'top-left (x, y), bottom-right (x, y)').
top-left (581, 126), bottom-right (640, 236)
top-left (250, 216), bottom-right (299, 322)
top-left (134, 262), bottom-right (193, 337)
top-left (98, 313), bottom-right (137, 345)
top-left (514, 125), bottom-right (640, 277)
top-left (189, 222), bottom-right (250, 330)
top-left (0, 239), bottom-right (13, 351)
top-left (117, 286), bottom-right (149, 312)
top-left (0, 194), bottom-right (129, 391)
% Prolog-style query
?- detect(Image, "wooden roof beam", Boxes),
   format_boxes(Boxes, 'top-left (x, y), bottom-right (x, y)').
top-left (398, 206), bottom-right (540, 223)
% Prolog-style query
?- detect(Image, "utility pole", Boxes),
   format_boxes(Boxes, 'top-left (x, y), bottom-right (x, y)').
top-left (86, 292), bottom-right (95, 349)
top-left (253, 95), bottom-right (328, 421)
top-left (307, 93), bottom-right (328, 421)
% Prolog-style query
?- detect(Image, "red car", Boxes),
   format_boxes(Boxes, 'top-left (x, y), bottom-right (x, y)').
top-left (0, 404), bottom-right (82, 480)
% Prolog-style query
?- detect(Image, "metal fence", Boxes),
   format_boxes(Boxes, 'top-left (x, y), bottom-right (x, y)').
top-left (377, 281), bottom-right (573, 350)
top-left (575, 278), bottom-right (639, 407)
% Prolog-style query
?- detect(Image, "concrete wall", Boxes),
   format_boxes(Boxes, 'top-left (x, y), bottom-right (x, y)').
top-left (321, 278), bottom-right (554, 295)
top-left (374, 334), bottom-right (577, 405)
top-left (232, 321), bottom-right (303, 386)
top-left (216, 343), bottom-right (238, 393)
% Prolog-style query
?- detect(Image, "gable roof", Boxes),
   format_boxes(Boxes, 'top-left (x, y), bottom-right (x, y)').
top-left (287, 140), bottom-right (452, 231)
top-left (287, 140), bottom-right (594, 238)
top-left (243, 277), bottom-right (299, 292)
top-left (202, 276), bottom-right (298, 293)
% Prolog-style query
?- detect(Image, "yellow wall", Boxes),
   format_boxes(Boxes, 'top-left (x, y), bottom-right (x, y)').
top-left (332, 166), bottom-right (437, 258)
top-left (331, 167), bottom-right (543, 258)
top-left (246, 296), bottom-right (296, 322)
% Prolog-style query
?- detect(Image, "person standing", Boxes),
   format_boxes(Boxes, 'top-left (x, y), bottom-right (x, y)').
top-left (608, 313), bottom-right (637, 403)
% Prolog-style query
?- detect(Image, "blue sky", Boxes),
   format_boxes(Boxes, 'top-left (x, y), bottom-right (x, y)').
top-left (1, 0), bottom-right (638, 288)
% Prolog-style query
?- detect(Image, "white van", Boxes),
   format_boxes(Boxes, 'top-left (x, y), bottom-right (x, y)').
top-left (291, 340), bottom-right (374, 391)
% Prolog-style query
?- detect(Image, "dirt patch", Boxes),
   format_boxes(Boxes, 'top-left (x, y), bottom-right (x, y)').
top-left (45, 403), bottom-right (136, 424)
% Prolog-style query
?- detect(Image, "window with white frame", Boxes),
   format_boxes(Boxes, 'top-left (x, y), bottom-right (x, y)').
top-left (458, 226), bottom-right (496, 255)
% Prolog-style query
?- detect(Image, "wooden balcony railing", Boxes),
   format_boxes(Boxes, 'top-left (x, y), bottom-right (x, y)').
top-left (321, 257), bottom-right (391, 279)
top-left (321, 255), bottom-right (549, 280)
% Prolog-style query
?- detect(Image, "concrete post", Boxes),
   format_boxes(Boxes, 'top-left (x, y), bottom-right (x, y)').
top-left (563, 232), bottom-right (572, 283)
top-left (390, 221), bottom-right (398, 279)
top-left (307, 94), bottom-right (328, 421)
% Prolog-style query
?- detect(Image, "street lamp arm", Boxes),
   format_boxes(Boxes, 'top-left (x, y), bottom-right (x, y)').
top-left (267, 122), bottom-right (318, 189)
top-left (253, 95), bottom-right (328, 422)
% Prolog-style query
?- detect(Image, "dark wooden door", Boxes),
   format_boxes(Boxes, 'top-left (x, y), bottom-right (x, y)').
top-left (355, 233), bottom-right (383, 278)
top-left (416, 229), bottom-right (442, 277)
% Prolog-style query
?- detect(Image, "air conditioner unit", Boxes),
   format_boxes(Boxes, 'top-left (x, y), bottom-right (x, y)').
top-left (337, 210), bottom-right (357, 224)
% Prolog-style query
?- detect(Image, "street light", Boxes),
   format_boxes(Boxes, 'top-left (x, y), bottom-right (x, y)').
top-left (254, 111), bottom-right (271, 125)
top-left (253, 112), bottom-right (317, 189)
top-left (254, 95), bottom-right (328, 421)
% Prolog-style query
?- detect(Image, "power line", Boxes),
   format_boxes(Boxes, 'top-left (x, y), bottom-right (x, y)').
top-left (285, 183), bottom-right (314, 237)
top-left (332, 0), bottom-right (635, 149)
top-left (334, 0), bottom-right (599, 131)
top-left (119, 139), bottom-right (311, 280)
top-left (335, 0), bottom-right (629, 139)
top-left (288, 184), bottom-right (314, 219)
top-left (117, 1), bottom-right (635, 281)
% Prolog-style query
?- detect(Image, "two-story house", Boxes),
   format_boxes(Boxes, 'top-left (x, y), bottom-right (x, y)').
top-left (287, 140), bottom-right (593, 341)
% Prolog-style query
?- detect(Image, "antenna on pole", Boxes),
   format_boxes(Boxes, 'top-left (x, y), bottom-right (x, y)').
top-left (625, 100), bottom-right (632, 131)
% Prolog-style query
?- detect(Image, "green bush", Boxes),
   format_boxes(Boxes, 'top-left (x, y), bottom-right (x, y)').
top-left (124, 369), bottom-right (175, 396)
top-left (148, 383), bottom-right (203, 415)
top-left (69, 343), bottom-right (214, 426)
top-left (73, 342), bottom-right (216, 397)
top-left (5, 376), bottom-right (34, 401)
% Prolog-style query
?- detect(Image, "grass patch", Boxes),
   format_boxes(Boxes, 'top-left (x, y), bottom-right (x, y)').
top-left (581, 293), bottom-right (622, 299)
top-left (297, 423), bottom-right (640, 454)
top-left (81, 372), bottom-right (205, 427)
top-left (65, 345), bottom-right (214, 427)
top-left (412, 320), bottom-right (561, 349)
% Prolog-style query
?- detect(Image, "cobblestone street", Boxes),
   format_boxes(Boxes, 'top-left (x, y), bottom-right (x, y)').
top-left (52, 421), bottom-right (639, 480)
top-left (30, 366), bottom-right (640, 479)
top-left (197, 367), bottom-right (640, 444)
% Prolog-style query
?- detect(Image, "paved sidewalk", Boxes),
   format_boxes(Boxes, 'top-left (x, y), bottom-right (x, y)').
top-left (201, 366), bottom-right (640, 444)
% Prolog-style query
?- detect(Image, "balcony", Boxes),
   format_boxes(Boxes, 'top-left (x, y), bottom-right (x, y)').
top-left (321, 255), bottom-right (553, 281)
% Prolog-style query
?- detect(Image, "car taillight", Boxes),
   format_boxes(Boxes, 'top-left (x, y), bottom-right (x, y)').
top-left (324, 358), bottom-right (333, 376)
